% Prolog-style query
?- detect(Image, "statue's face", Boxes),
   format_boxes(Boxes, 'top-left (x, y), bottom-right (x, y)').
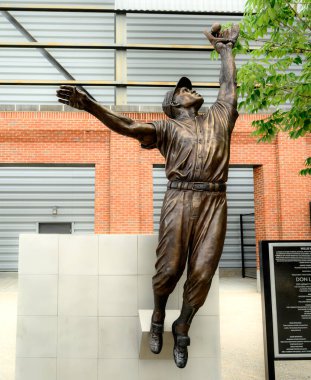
top-left (173, 87), bottom-right (204, 111)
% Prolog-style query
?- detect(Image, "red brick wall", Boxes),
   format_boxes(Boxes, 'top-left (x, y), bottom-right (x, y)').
top-left (0, 111), bottom-right (310, 267)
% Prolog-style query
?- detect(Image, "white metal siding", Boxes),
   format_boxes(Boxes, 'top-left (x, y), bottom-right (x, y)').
top-left (127, 14), bottom-right (242, 45)
top-left (126, 13), bottom-right (298, 108)
top-left (153, 166), bottom-right (256, 268)
top-left (116, 0), bottom-right (246, 12)
top-left (0, 166), bottom-right (95, 271)
top-left (0, 7), bottom-right (300, 107)
top-left (1, 11), bottom-right (115, 43)
top-left (8, 1), bottom-right (114, 5)
top-left (126, 13), bottom-right (241, 107)
top-left (0, 10), bottom-right (115, 104)
top-left (126, 13), bottom-right (243, 104)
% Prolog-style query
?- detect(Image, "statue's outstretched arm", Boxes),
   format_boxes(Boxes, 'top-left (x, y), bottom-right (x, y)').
top-left (204, 24), bottom-right (239, 108)
top-left (56, 86), bottom-right (156, 146)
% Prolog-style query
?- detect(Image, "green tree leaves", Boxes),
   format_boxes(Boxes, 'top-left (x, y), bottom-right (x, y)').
top-left (300, 157), bottom-right (311, 176)
top-left (235, 0), bottom-right (311, 174)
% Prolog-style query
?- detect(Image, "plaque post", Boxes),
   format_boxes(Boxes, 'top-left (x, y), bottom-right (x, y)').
top-left (260, 241), bottom-right (276, 380)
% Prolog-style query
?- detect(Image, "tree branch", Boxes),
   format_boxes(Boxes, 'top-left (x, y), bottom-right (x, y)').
top-left (288, 3), bottom-right (311, 31)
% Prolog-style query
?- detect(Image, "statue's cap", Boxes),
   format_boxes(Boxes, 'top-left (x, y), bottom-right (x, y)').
top-left (162, 76), bottom-right (192, 119)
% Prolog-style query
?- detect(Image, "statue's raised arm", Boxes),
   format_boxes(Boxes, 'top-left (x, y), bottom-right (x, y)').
top-left (204, 24), bottom-right (240, 108)
top-left (56, 85), bottom-right (156, 148)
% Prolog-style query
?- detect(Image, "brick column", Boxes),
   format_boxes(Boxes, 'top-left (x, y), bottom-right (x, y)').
top-left (276, 133), bottom-right (311, 239)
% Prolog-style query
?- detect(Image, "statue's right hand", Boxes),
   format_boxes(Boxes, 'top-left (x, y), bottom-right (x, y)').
top-left (203, 24), bottom-right (239, 52)
top-left (56, 85), bottom-right (90, 110)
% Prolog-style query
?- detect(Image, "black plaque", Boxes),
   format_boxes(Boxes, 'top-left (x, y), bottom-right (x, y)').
top-left (260, 240), bottom-right (311, 380)
top-left (269, 243), bottom-right (311, 358)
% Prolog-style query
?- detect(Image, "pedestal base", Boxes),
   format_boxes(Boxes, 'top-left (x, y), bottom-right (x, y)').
top-left (16, 234), bottom-right (221, 380)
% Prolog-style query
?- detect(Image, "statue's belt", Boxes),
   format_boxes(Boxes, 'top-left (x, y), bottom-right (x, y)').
top-left (167, 181), bottom-right (226, 192)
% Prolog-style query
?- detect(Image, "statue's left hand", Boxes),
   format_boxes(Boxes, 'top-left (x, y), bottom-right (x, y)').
top-left (56, 85), bottom-right (91, 110)
top-left (204, 24), bottom-right (240, 53)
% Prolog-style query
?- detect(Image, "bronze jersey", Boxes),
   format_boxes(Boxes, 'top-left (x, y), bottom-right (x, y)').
top-left (144, 101), bottom-right (238, 183)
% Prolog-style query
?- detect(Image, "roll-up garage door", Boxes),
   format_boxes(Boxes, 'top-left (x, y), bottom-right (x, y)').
top-left (0, 166), bottom-right (95, 271)
top-left (153, 165), bottom-right (256, 269)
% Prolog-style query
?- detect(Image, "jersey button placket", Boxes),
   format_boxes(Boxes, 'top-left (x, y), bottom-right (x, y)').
top-left (195, 119), bottom-right (202, 180)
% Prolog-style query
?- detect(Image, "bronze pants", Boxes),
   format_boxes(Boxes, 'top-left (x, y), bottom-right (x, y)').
top-left (153, 188), bottom-right (227, 309)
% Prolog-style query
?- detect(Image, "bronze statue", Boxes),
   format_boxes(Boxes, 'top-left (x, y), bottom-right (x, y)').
top-left (56, 24), bottom-right (239, 369)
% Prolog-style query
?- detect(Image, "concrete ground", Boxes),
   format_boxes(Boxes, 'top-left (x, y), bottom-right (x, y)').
top-left (0, 273), bottom-right (310, 380)
top-left (220, 277), bottom-right (311, 380)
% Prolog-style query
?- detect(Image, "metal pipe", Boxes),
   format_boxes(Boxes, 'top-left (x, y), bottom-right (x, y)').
top-left (0, 42), bottom-right (222, 51)
top-left (0, 80), bottom-right (221, 87)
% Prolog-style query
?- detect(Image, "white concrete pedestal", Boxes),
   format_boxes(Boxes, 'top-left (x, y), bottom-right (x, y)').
top-left (16, 234), bottom-right (220, 380)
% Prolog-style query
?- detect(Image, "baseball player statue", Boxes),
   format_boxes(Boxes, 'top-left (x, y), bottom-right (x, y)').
top-left (57, 24), bottom-right (240, 369)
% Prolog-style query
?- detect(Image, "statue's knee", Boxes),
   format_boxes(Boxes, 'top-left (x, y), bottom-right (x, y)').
top-left (191, 269), bottom-right (213, 286)
top-left (153, 264), bottom-right (180, 295)
top-left (163, 265), bottom-right (180, 281)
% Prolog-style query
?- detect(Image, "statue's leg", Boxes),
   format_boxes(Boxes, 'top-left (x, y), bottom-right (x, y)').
top-left (172, 191), bottom-right (227, 367)
top-left (149, 293), bottom-right (169, 354)
top-left (184, 192), bottom-right (227, 309)
top-left (150, 189), bottom-right (193, 354)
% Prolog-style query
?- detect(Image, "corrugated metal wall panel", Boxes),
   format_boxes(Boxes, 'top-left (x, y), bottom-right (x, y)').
top-left (127, 87), bottom-right (220, 108)
top-left (0, 9), bottom-right (300, 107)
top-left (128, 51), bottom-right (250, 82)
top-left (127, 49), bottom-right (251, 107)
top-left (0, 48), bottom-right (65, 80)
top-left (126, 13), bottom-right (299, 106)
top-left (116, 0), bottom-right (246, 12)
top-left (127, 14), bottom-right (242, 45)
top-left (240, 212), bottom-right (256, 270)
top-left (153, 165), bottom-right (256, 268)
top-left (0, 48), bottom-right (114, 80)
top-left (0, 12), bottom-right (24, 39)
top-left (0, 166), bottom-right (95, 271)
top-left (126, 12), bottom-right (298, 109)
top-left (8, 1), bottom-right (114, 5)
top-left (0, 86), bottom-right (114, 105)
top-left (5, 12), bottom-right (115, 43)
top-left (0, 10), bottom-right (115, 104)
